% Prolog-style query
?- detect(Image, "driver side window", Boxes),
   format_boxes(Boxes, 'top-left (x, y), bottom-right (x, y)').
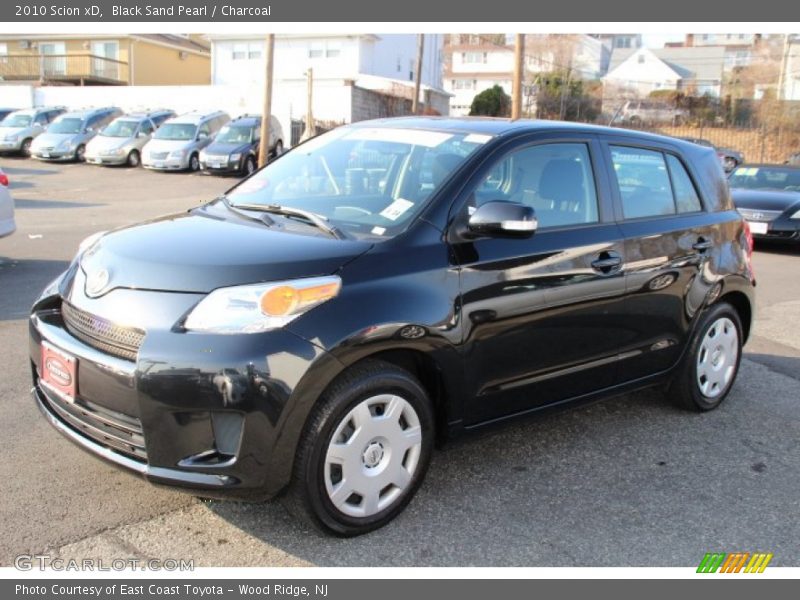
top-left (470, 142), bottom-right (599, 228)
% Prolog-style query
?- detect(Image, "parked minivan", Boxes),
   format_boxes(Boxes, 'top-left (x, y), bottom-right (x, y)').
top-left (617, 100), bottom-right (687, 126)
top-left (85, 110), bottom-right (176, 167)
top-left (31, 107), bottom-right (122, 162)
top-left (142, 110), bottom-right (230, 171)
top-left (199, 114), bottom-right (284, 176)
top-left (31, 118), bottom-right (755, 536)
top-left (0, 106), bottom-right (67, 156)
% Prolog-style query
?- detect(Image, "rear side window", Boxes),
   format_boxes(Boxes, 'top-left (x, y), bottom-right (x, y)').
top-left (611, 146), bottom-right (675, 219)
top-left (140, 120), bottom-right (154, 135)
top-left (666, 154), bottom-right (702, 213)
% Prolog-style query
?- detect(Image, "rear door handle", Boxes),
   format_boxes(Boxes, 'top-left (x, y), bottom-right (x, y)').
top-left (692, 238), bottom-right (713, 252)
top-left (591, 252), bottom-right (622, 273)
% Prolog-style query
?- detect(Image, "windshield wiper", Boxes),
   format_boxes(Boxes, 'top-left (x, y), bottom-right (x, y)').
top-left (230, 202), bottom-right (346, 239)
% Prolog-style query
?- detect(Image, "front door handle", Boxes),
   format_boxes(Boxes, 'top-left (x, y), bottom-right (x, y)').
top-left (692, 238), bottom-right (713, 252)
top-left (591, 252), bottom-right (622, 273)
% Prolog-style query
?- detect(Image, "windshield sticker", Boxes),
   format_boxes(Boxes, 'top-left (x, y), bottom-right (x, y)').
top-left (739, 167), bottom-right (759, 176)
top-left (463, 133), bottom-right (493, 145)
top-left (371, 226), bottom-right (387, 236)
top-left (345, 128), bottom-right (453, 148)
top-left (379, 198), bottom-right (415, 221)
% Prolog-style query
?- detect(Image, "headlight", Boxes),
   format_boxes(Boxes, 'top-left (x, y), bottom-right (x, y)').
top-left (5, 134), bottom-right (18, 142)
top-left (169, 149), bottom-right (186, 158)
top-left (230, 153), bottom-right (241, 162)
top-left (790, 209), bottom-right (800, 220)
top-left (183, 276), bottom-right (341, 334)
top-left (78, 230), bottom-right (107, 254)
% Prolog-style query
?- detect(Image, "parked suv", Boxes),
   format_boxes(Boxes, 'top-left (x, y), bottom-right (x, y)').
top-left (142, 110), bottom-right (230, 171)
top-left (31, 107), bottom-right (121, 162)
top-left (31, 118), bottom-right (755, 536)
top-left (0, 106), bottom-right (66, 156)
top-left (200, 114), bottom-right (284, 176)
top-left (85, 110), bottom-right (176, 167)
top-left (617, 100), bottom-right (687, 126)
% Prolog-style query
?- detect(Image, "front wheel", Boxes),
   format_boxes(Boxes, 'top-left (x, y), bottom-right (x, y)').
top-left (20, 138), bottom-right (32, 157)
top-left (244, 155), bottom-right (256, 175)
top-left (74, 144), bottom-right (86, 162)
top-left (189, 152), bottom-right (200, 172)
top-left (126, 150), bottom-right (140, 168)
top-left (668, 302), bottom-right (743, 411)
top-left (284, 360), bottom-right (434, 536)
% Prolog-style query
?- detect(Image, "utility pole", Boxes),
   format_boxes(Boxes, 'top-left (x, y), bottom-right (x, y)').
top-left (300, 67), bottom-right (317, 142)
top-left (512, 34), bottom-right (525, 119)
top-left (257, 34), bottom-right (275, 168)
top-left (777, 33), bottom-right (791, 101)
top-left (412, 34), bottom-right (424, 114)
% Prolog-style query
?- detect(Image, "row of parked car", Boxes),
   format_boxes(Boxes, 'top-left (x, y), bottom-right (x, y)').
top-left (0, 106), bottom-right (285, 176)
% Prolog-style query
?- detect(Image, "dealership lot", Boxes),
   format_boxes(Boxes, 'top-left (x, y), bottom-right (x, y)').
top-left (1, 157), bottom-right (799, 567)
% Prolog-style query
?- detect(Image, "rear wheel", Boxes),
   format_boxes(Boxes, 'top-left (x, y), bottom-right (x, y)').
top-left (668, 302), bottom-right (743, 411)
top-left (284, 360), bottom-right (434, 536)
top-left (271, 140), bottom-right (283, 160)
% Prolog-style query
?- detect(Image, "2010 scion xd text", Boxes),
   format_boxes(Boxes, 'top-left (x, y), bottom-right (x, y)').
top-left (30, 117), bottom-right (756, 535)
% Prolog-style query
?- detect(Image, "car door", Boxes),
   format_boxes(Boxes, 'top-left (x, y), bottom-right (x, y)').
top-left (602, 138), bottom-right (717, 381)
top-left (451, 133), bottom-right (630, 425)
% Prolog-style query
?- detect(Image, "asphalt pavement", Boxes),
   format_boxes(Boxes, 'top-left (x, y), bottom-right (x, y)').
top-left (1, 156), bottom-right (798, 567)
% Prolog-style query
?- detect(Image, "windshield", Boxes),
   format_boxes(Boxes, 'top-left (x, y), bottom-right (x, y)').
top-left (226, 126), bottom-right (490, 239)
top-left (154, 123), bottom-right (196, 141)
top-left (1, 114), bottom-right (32, 128)
top-left (216, 125), bottom-right (254, 144)
top-left (729, 167), bottom-right (800, 192)
top-left (101, 119), bottom-right (138, 138)
top-left (48, 117), bottom-right (83, 134)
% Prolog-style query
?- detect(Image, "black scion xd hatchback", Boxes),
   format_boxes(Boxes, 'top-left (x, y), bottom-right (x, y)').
top-left (31, 118), bottom-right (755, 535)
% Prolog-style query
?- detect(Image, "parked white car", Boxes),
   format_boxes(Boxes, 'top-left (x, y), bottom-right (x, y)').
top-left (0, 168), bottom-right (15, 238)
top-left (142, 110), bottom-right (230, 171)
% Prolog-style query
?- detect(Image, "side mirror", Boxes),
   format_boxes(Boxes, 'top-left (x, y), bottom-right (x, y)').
top-left (466, 200), bottom-right (538, 239)
top-left (198, 132), bottom-right (208, 140)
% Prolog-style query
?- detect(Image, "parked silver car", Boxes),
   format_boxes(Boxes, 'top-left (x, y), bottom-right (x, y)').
top-left (142, 110), bottom-right (230, 171)
top-left (0, 168), bottom-right (15, 238)
top-left (0, 107), bottom-right (66, 156)
top-left (31, 107), bottom-right (122, 162)
top-left (85, 110), bottom-right (176, 167)
top-left (617, 100), bottom-right (688, 126)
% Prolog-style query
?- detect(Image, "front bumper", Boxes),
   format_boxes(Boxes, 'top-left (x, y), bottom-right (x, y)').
top-left (200, 157), bottom-right (241, 175)
top-left (0, 139), bottom-right (23, 152)
top-left (86, 154), bottom-right (127, 166)
top-left (142, 156), bottom-right (188, 170)
top-left (29, 290), bottom-right (333, 500)
top-left (750, 219), bottom-right (800, 242)
top-left (31, 149), bottom-right (76, 161)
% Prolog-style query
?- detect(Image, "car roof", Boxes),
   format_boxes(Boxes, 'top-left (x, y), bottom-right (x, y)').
top-left (58, 107), bottom-right (118, 119)
top-left (347, 116), bottom-right (700, 149)
top-left (228, 116), bottom-right (260, 127)
top-left (167, 110), bottom-right (227, 125)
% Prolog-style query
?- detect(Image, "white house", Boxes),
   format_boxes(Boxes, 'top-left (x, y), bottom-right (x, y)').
top-left (604, 46), bottom-right (726, 98)
top-left (207, 34), bottom-right (446, 139)
top-left (443, 34), bottom-right (605, 116)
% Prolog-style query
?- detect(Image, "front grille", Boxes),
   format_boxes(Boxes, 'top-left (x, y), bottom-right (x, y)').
top-left (39, 384), bottom-right (147, 461)
top-left (149, 151), bottom-right (169, 160)
top-left (61, 301), bottom-right (144, 362)
top-left (737, 208), bottom-right (784, 222)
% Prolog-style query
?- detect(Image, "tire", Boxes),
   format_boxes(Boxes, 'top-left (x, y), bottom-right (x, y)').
top-left (668, 301), bottom-right (743, 411)
top-left (126, 150), bottom-right (140, 168)
top-left (74, 144), bottom-right (86, 162)
top-left (271, 140), bottom-right (283, 160)
top-left (189, 153), bottom-right (200, 172)
top-left (20, 138), bottom-right (32, 157)
top-left (284, 360), bottom-right (434, 536)
top-left (244, 155), bottom-right (256, 175)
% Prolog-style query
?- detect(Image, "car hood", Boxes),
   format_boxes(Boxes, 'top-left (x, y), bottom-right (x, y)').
top-left (78, 202), bottom-right (373, 294)
top-left (34, 133), bottom-right (78, 147)
top-left (88, 135), bottom-right (131, 151)
top-left (0, 126), bottom-right (26, 137)
top-left (732, 189), bottom-right (800, 212)
top-left (145, 138), bottom-right (192, 153)
top-left (205, 141), bottom-right (249, 156)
